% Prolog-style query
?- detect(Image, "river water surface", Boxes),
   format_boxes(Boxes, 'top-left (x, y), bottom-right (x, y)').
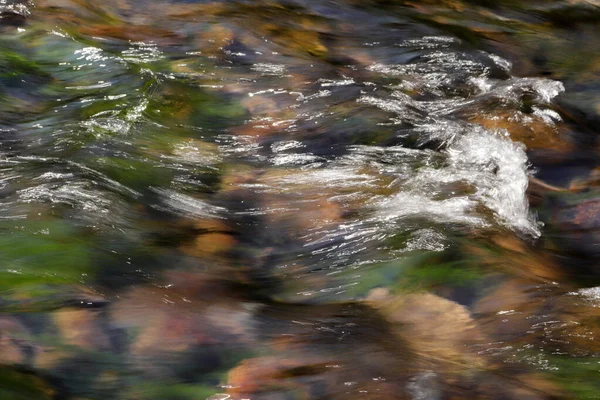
top-left (0, 0), bottom-right (599, 399)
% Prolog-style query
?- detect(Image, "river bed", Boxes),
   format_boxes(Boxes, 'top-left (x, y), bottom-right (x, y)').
top-left (0, 0), bottom-right (599, 399)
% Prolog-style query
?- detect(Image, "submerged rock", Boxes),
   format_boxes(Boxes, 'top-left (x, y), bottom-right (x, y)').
top-left (0, 0), bottom-right (30, 27)
top-left (109, 278), bottom-right (257, 380)
top-left (52, 308), bottom-right (112, 351)
top-left (369, 291), bottom-right (486, 372)
top-left (540, 189), bottom-right (600, 259)
top-left (0, 316), bottom-right (33, 366)
top-left (368, 290), bottom-right (564, 399)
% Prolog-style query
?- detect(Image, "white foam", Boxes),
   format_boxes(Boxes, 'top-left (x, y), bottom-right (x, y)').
top-left (378, 192), bottom-right (484, 226)
top-left (446, 128), bottom-right (539, 235)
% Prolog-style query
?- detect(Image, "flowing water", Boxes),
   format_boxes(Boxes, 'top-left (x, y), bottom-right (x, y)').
top-left (0, 0), bottom-right (599, 399)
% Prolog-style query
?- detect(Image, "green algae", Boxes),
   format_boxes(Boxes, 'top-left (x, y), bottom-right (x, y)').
top-left (0, 220), bottom-right (91, 291)
top-left (0, 368), bottom-right (54, 400)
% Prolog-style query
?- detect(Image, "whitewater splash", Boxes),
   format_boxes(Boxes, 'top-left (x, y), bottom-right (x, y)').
top-left (239, 38), bottom-right (564, 241)
top-left (358, 38), bottom-right (565, 237)
top-left (221, 36), bottom-right (567, 272)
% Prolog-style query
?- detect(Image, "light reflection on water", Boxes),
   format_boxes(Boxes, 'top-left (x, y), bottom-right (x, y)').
top-left (0, 0), bottom-right (599, 399)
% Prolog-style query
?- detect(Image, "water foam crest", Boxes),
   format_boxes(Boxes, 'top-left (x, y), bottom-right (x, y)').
top-left (362, 37), bottom-right (562, 236)
top-left (447, 128), bottom-right (539, 236)
top-left (378, 192), bottom-right (484, 226)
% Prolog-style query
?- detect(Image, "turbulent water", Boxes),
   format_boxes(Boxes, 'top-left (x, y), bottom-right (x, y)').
top-left (0, 0), bottom-right (599, 399)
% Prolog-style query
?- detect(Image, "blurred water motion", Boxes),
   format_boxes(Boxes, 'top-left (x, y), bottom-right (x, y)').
top-left (0, 0), bottom-right (599, 399)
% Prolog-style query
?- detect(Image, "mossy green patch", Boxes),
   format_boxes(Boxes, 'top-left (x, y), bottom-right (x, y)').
top-left (395, 258), bottom-right (482, 291)
top-left (0, 220), bottom-right (91, 292)
top-left (0, 367), bottom-right (54, 400)
top-left (145, 81), bottom-right (247, 133)
top-left (0, 46), bottom-right (51, 86)
top-left (544, 356), bottom-right (600, 399)
top-left (90, 156), bottom-right (173, 193)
